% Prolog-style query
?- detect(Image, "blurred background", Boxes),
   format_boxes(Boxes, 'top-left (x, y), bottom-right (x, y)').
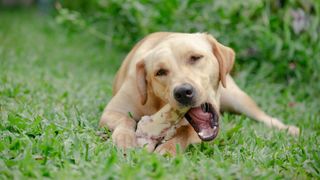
top-left (1, 0), bottom-right (319, 86)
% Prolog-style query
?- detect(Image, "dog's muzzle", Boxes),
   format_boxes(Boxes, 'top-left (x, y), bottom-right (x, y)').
top-left (173, 83), bottom-right (195, 106)
top-left (184, 103), bottom-right (219, 141)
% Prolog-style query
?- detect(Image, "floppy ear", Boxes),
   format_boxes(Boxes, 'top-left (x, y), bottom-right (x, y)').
top-left (136, 60), bottom-right (148, 105)
top-left (205, 34), bottom-right (235, 88)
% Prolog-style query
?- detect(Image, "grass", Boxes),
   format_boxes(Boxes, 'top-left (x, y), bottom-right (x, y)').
top-left (0, 9), bottom-right (319, 179)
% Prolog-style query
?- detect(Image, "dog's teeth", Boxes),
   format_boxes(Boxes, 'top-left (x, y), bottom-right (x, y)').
top-left (201, 104), bottom-right (206, 112)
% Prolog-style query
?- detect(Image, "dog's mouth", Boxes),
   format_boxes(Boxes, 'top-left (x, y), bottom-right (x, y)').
top-left (184, 103), bottom-right (219, 141)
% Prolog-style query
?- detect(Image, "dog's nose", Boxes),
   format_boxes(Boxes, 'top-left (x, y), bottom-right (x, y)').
top-left (174, 83), bottom-right (195, 106)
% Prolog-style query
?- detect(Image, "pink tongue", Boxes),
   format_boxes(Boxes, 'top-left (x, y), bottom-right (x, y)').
top-left (188, 107), bottom-right (211, 121)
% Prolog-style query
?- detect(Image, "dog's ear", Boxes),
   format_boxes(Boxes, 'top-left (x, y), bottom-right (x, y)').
top-left (136, 60), bottom-right (148, 105)
top-left (205, 34), bottom-right (235, 88)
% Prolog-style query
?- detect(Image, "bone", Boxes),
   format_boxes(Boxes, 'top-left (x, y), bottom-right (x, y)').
top-left (135, 104), bottom-right (189, 152)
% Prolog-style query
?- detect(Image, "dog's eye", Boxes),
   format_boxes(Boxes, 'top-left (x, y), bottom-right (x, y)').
top-left (189, 55), bottom-right (203, 64)
top-left (155, 69), bottom-right (168, 76)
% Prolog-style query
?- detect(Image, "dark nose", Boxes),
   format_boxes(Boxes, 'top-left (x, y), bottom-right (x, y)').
top-left (174, 83), bottom-right (195, 106)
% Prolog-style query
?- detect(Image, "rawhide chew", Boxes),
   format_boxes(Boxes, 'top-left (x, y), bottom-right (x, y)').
top-left (136, 104), bottom-right (188, 152)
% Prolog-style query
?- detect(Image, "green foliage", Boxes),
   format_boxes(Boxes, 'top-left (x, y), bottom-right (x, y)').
top-left (57, 0), bottom-right (320, 86)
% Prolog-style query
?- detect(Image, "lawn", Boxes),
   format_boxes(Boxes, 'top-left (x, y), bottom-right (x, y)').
top-left (0, 9), bottom-right (319, 179)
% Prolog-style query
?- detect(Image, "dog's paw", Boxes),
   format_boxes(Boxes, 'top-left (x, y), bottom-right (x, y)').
top-left (154, 141), bottom-right (178, 156)
top-left (112, 127), bottom-right (137, 149)
top-left (287, 125), bottom-right (300, 136)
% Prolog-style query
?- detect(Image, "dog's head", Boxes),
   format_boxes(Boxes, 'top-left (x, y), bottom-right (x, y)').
top-left (136, 33), bottom-right (235, 141)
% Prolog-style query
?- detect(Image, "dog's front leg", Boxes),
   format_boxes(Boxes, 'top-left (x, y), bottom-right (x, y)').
top-left (155, 124), bottom-right (201, 155)
top-left (100, 110), bottom-right (137, 149)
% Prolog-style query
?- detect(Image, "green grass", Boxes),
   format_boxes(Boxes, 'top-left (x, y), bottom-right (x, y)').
top-left (0, 10), bottom-right (319, 179)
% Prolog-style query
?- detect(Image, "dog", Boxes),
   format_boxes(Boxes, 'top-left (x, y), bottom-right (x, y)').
top-left (99, 32), bottom-right (299, 155)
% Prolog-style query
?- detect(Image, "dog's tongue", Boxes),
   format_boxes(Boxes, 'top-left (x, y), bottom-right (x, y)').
top-left (188, 107), bottom-right (211, 120)
top-left (186, 106), bottom-right (219, 141)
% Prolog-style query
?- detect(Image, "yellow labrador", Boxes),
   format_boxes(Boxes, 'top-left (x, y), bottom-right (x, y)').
top-left (99, 32), bottom-right (299, 155)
